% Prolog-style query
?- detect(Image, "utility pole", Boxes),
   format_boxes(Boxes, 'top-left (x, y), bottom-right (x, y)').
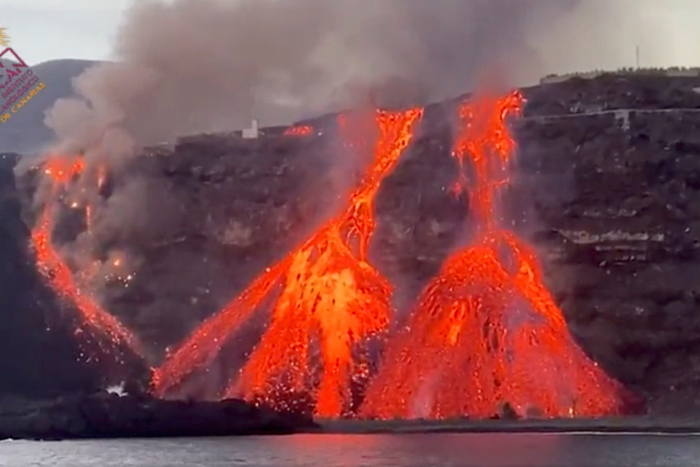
top-left (636, 45), bottom-right (640, 69)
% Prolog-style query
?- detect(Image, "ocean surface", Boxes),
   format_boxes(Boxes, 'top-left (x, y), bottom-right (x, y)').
top-left (1, 433), bottom-right (699, 466)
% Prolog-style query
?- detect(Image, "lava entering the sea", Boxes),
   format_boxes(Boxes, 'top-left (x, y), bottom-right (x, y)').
top-left (31, 156), bottom-right (143, 363)
top-left (359, 91), bottom-right (633, 420)
top-left (153, 108), bottom-right (423, 417)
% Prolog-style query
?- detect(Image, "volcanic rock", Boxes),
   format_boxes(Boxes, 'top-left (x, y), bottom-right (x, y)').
top-left (8, 72), bottom-right (700, 415)
top-left (0, 392), bottom-right (316, 440)
top-left (0, 153), bottom-right (100, 397)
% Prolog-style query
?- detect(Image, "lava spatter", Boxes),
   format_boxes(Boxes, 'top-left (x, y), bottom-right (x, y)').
top-left (360, 91), bottom-right (633, 420)
top-left (31, 156), bottom-right (144, 362)
top-left (152, 108), bottom-right (423, 418)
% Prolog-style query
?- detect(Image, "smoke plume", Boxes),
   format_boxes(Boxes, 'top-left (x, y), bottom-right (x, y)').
top-left (44, 0), bottom-right (583, 154)
top-left (27, 0), bottom-right (592, 359)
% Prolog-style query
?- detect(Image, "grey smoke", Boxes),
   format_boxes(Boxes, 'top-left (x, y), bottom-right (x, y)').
top-left (31, 0), bottom-right (643, 360)
top-left (44, 0), bottom-right (584, 155)
top-left (35, 0), bottom-right (700, 157)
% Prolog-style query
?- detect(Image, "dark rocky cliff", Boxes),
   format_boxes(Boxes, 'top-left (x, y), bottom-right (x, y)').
top-left (515, 113), bottom-right (700, 413)
top-left (0, 154), bottom-right (100, 397)
top-left (7, 73), bottom-right (700, 415)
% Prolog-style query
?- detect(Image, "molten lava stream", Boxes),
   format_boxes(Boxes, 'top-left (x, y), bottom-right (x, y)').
top-left (360, 91), bottom-right (633, 420)
top-left (31, 156), bottom-right (143, 361)
top-left (284, 124), bottom-right (314, 137)
top-left (152, 108), bottom-right (424, 418)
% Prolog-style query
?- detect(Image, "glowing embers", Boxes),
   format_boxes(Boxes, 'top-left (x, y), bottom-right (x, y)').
top-left (283, 124), bottom-right (314, 137)
top-left (153, 108), bottom-right (424, 417)
top-left (31, 156), bottom-right (143, 362)
top-left (450, 90), bottom-right (523, 225)
top-left (360, 91), bottom-right (631, 419)
top-left (360, 231), bottom-right (630, 419)
top-left (226, 222), bottom-right (392, 417)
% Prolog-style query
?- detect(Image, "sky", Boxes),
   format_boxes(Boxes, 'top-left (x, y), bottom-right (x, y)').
top-left (1, 0), bottom-right (135, 64)
top-left (2, 0), bottom-right (700, 75)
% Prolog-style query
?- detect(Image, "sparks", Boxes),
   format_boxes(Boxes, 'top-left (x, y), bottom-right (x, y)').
top-left (31, 155), bottom-right (144, 361)
top-left (359, 91), bottom-right (634, 420)
top-left (152, 108), bottom-right (423, 418)
top-left (283, 124), bottom-right (314, 137)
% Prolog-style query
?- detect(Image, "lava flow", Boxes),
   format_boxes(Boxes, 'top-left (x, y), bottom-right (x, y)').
top-left (31, 156), bottom-right (143, 361)
top-left (283, 124), bottom-right (314, 137)
top-left (360, 91), bottom-right (632, 420)
top-left (152, 108), bottom-right (423, 417)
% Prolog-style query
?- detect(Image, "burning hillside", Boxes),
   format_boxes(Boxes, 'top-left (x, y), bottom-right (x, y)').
top-left (146, 90), bottom-right (635, 419)
top-left (6, 72), bottom-right (700, 416)
top-left (18, 84), bottom-right (639, 419)
top-left (5, 0), bottom-right (700, 427)
top-left (360, 91), bottom-right (631, 419)
top-left (152, 108), bottom-right (423, 417)
top-left (31, 156), bottom-right (143, 363)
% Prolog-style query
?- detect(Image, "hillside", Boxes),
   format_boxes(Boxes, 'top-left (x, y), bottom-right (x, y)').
top-left (7, 72), bottom-right (700, 415)
top-left (0, 154), bottom-right (101, 397)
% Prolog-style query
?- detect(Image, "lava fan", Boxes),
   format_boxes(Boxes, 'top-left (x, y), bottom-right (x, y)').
top-left (31, 156), bottom-right (144, 363)
top-left (152, 108), bottom-right (424, 417)
top-left (360, 91), bottom-right (633, 420)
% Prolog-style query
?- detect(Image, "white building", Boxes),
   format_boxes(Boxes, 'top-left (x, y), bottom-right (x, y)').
top-left (242, 119), bottom-right (259, 139)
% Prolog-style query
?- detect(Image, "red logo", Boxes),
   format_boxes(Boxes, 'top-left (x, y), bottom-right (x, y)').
top-left (0, 46), bottom-right (45, 121)
top-left (0, 47), bottom-right (30, 89)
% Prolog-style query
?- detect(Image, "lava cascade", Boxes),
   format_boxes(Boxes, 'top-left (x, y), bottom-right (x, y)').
top-left (31, 156), bottom-right (143, 361)
top-left (152, 108), bottom-right (424, 417)
top-left (360, 91), bottom-right (631, 420)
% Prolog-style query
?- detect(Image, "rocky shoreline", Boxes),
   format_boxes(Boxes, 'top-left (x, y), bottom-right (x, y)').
top-left (4, 389), bottom-right (698, 440)
top-left (0, 392), bottom-right (316, 440)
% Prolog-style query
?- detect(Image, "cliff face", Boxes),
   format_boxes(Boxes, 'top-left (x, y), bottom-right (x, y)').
top-left (9, 73), bottom-right (700, 414)
top-left (515, 112), bottom-right (700, 414)
top-left (512, 73), bottom-right (700, 413)
top-left (519, 113), bottom-right (700, 414)
top-left (378, 74), bottom-right (700, 414)
top-left (0, 154), bottom-right (100, 397)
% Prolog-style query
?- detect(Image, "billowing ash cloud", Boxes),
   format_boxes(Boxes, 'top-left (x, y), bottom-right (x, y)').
top-left (44, 0), bottom-right (581, 153)
top-left (25, 0), bottom-right (589, 360)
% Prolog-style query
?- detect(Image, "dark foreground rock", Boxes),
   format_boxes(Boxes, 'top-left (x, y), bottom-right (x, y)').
top-left (0, 154), bottom-right (104, 397)
top-left (0, 392), bottom-right (316, 440)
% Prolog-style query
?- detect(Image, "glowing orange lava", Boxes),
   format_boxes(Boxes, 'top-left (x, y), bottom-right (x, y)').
top-left (152, 108), bottom-right (423, 417)
top-left (284, 124), bottom-right (314, 137)
top-left (359, 91), bottom-right (632, 420)
top-left (31, 156), bottom-right (143, 361)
